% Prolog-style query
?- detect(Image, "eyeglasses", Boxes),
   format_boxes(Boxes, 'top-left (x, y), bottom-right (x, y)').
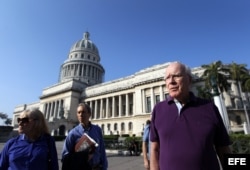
top-left (164, 74), bottom-right (183, 81)
top-left (17, 117), bottom-right (29, 124)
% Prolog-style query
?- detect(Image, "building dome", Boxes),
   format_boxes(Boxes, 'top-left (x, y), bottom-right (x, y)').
top-left (59, 32), bottom-right (105, 85)
top-left (70, 32), bottom-right (99, 55)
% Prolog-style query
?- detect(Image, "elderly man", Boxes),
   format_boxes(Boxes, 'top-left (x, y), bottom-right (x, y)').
top-left (150, 61), bottom-right (231, 170)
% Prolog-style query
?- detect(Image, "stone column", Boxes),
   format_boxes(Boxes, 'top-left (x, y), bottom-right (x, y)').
top-left (160, 85), bottom-right (164, 101)
top-left (94, 67), bottom-right (97, 79)
top-left (112, 96), bottom-right (115, 118)
top-left (95, 100), bottom-right (98, 119)
top-left (44, 103), bottom-right (48, 119)
top-left (86, 65), bottom-right (89, 77)
top-left (55, 100), bottom-right (59, 118)
top-left (119, 95), bottom-right (122, 117)
top-left (90, 101), bottom-right (93, 119)
top-left (48, 103), bottom-right (52, 119)
top-left (100, 98), bottom-right (103, 118)
top-left (132, 92), bottom-right (135, 115)
top-left (106, 97), bottom-right (109, 118)
top-left (58, 100), bottom-right (62, 118)
top-left (142, 89), bottom-right (145, 113)
top-left (151, 87), bottom-right (155, 112)
top-left (82, 64), bottom-right (85, 76)
top-left (126, 93), bottom-right (129, 116)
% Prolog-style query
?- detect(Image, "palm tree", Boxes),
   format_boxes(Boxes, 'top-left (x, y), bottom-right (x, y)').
top-left (229, 62), bottom-right (248, 82)
top-left (196, 85), bottom-right (213, 100)
top-left (201, 60), bottom-right (230, 93)
top-left (228, 62), bottom-right (250, 133)
top-left (241, 73), bottom-right (250, 92)
top-left (201, 61), bottom-right (230, 132)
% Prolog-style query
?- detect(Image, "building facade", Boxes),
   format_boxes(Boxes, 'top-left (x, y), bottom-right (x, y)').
top-left (12, 32), bottom-right (250, 136)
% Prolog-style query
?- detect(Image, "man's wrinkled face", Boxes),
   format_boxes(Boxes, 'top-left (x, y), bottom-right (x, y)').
top-left (165, 63), bottom-right (191, 100)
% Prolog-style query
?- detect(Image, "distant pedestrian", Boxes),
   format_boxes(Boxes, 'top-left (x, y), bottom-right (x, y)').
top-left (128, 138), bottom-right (138, 156)
top-left (142, 119), bottom-right (151, 169)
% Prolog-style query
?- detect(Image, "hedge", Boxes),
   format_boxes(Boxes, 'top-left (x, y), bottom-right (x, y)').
top-left (229, 134), bottom-right (250, 154)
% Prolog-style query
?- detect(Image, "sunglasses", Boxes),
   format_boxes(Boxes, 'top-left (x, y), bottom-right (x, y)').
top-left (17, 117), bottom-right (30, 124)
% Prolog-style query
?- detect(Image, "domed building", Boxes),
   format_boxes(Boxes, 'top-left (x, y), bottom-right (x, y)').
top-left (59, 32), bottom-right (104, 85)
top-left (12, 32), bottom-right (250, 136)
top-left (13, 32), bottom-right (105, 136)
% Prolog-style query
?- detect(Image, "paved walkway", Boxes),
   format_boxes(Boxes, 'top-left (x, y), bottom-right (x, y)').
top-left (0, 141), bottom-right (145, 170)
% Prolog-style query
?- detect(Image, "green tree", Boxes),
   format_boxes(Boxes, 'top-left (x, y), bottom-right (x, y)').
top-left (0, 112), bottom-right (12, 125)
top-left (201, 60), bottom-right (230, 93)
top-left (229, 62), bottom-right (248, 82)
top-left (240, 72), bottom-right (250, 92)
top-left (201, 61), bottom-right (239, 133)
top-left (196, 85), bottom-right (213, 100)
top-left (228, 62), bottom-right (250, 131)
top-left (243, 77), bottom-right (250, 92)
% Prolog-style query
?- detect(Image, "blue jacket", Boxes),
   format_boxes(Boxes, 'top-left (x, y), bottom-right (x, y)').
top-left (62, 123), bottom-right (108, 170)
top-left (142, 124), bottom-right (150, 157)
top-left (0, 134), bottom-right (59, 170)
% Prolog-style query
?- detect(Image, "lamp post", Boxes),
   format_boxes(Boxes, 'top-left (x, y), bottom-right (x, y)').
top-left (210, 75), bottom-right (230, 133)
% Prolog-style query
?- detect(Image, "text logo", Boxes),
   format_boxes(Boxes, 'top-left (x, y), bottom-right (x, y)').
top-left (224, 154), bottom-right (250, 170)
top-left (228, 158), bottom-right (246, 165)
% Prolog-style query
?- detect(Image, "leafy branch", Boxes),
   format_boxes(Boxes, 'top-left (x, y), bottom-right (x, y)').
top-left (0, 112), bottom-right (12, 125)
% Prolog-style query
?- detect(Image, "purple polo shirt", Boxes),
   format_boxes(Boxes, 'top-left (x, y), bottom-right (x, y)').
top-left (150, 92), bottom-right (230, 170)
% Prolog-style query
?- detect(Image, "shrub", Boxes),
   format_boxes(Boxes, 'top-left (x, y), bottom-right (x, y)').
top-left (229, 134), bottom-right (250, 154)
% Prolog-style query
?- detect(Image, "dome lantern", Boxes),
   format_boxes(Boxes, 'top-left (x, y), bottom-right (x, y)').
top-left (84, 31), bottom-right (90, 40)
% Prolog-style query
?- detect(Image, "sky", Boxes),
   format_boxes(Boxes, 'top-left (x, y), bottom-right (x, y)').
top-left (0, 0), bottom-right (250, 123)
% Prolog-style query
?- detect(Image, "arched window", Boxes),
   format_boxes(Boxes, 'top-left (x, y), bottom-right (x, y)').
top-left (114, 123), bottom-right (117, 131)
top-left (121, 122), bottom-right (125, 131)
top-left (107, 123), bottom-right (111, 131)
top-left (128, 122), bottom-right (133, 131)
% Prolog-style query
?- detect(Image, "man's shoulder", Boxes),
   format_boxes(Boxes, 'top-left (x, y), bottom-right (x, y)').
top-left (189, 92), bottom-right (212, 104)
top-left (67, 124), bottom-right (82, 136)
top-left (153, 100), bottom-right (169, 110)
top-left (192, 96), bottom-right (213, 107)
top-left (90, 124), bottom-right (102, 134)
top-left (91, 123), bottom-right (101, 129)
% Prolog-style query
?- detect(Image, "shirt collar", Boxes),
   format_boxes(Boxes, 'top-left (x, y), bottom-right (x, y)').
top-left (80, 121), bottom-right (92, 131)
top-left (167, 91), bottom-right (197, 105)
